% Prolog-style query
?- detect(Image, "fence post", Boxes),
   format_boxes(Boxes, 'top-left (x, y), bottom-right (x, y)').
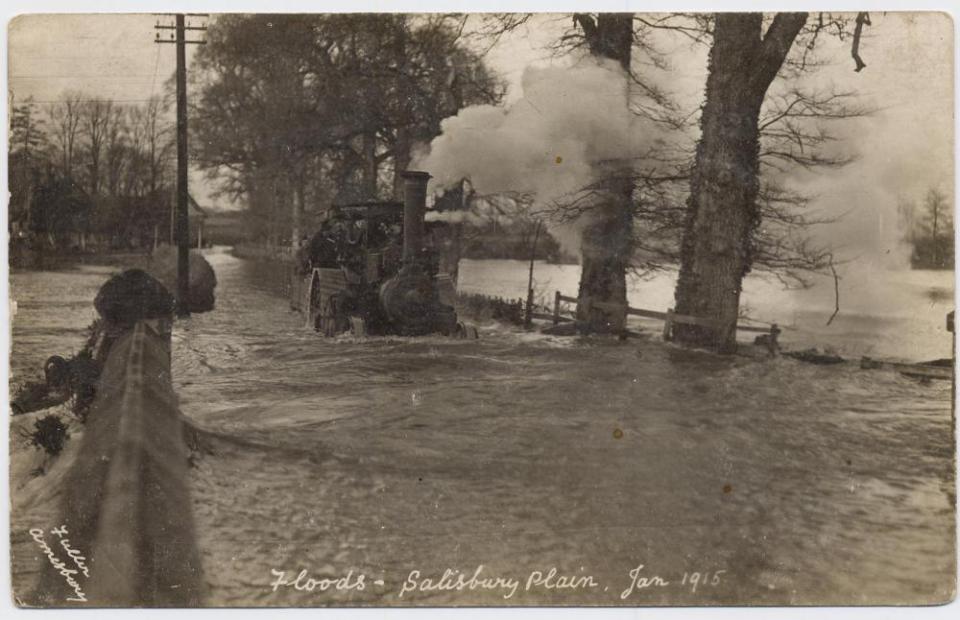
top-left (553, 291), bottom-right (561, 325)
top-left (662, 308), bottom-right (675, 341)
top-left (524, 292), bottom-right (533, 328)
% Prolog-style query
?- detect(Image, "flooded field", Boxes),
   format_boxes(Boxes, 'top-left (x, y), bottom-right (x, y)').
top-left (460, 259), bottom-right (957, 363)
top-left (8, 250), bottom-right (956, 606)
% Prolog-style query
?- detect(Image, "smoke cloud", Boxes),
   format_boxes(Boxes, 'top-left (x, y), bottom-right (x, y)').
top-left (416, 58), bottom-right (665, 208)
top-left (415, 59), bottom-right (672, 259)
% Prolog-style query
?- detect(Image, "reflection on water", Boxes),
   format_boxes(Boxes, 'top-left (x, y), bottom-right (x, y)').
top-left (8, 250), bottom-right (955, 606)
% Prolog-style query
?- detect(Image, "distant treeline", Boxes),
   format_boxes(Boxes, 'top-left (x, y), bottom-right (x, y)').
top-left (9, 93), bottom-right (176, 261)
top-left (911, 237), bottom-right (955, 270)
top-left (900, 188), bottom-right (955, 270)
top-left (190, 14), bottom-right (503, 247)
top-left (461, 220), bottom-right (577, 263)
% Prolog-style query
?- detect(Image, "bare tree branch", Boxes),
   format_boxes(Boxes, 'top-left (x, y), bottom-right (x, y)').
top-left (754, 12), bottom-right (808, 93)
top-left (826, 255), bottom-right (840, 325)
top-left (852, 12), bottom-right (872, 72)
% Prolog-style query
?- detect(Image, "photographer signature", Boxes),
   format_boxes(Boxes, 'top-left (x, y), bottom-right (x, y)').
top-left (29, 525), bottom-right (89, 603)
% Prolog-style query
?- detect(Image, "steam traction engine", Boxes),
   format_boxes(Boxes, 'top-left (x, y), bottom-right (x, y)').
top-left (290, 171), bottom-right (467, 337)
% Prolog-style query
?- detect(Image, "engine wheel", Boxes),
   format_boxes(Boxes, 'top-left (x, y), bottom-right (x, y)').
top-left (316, 296), bottom-right (340, 337)
top-left (349, 316), bottom-right (367, 337)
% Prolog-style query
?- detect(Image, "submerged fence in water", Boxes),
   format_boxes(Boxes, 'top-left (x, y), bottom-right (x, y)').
top-left (34, 320), bottom-right (204, 607)
top-left (550, 292), bottom-right (779, 341)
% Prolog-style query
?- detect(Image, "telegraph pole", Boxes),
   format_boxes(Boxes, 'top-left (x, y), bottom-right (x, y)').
top-left (174, 14), bottom-right (189, 316)
top-left (155, 14), bottom-right (207, 316)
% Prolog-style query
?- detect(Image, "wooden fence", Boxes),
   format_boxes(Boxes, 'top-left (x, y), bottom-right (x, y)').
top-left (551, 291), bottom-right (778, 341)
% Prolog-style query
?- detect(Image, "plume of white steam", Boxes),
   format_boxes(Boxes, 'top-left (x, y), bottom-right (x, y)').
top-left (416, 59), bottom-right (664, 216)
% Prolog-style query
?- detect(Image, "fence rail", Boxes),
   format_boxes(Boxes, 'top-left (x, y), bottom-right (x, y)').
top-left (552, 291), bottom-right (778, 341)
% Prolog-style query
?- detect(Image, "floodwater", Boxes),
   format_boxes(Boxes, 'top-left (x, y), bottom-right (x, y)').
top-left (8, 249), bottom-right (956, 606)
top-left (460, 259), bottom-right (957, 362)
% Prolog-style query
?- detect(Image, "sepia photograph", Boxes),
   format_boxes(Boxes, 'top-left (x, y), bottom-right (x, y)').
top-left (4, 3), bottom-right (958, 611)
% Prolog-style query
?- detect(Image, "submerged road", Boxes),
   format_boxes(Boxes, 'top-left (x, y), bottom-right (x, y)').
top-left (9, 249), bottom-right (956, 606)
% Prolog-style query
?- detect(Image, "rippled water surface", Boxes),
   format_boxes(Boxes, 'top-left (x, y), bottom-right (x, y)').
top-left (8, 250), bottom-right (956, 606)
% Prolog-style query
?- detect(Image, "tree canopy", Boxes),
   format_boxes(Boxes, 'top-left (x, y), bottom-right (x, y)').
top-left (189, 14), bottom-right (504, 246)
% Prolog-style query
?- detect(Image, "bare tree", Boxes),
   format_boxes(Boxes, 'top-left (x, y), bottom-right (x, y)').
top-left (10, 95), bottom-right (45, 159)
top-left (926, 189), bottom-right (950, 267)
top-left (9, 95), bottom-right (47, 229)
top-left (672, 12), bottom-right (872, 352)
top-left (81, 98), bottom-right (113, 195)
top-left (909, 188), bottom-right (955, 269)
top-left (103, 104), bottom-right (128, 197)
top-left (564, 14), bottom-right (635, 333)
top-left (190, 14), bottom-right (501, 249)
top-left (143, 96), bottom-right (174, 194)
top-left (46, 91), bottom-right (84, 179)
top-left (474, 13), bottom-right (683, 333)
top-left (122, 105), bottom-right (148, 196)
top-left (474, 12), bottom-right (870, 329)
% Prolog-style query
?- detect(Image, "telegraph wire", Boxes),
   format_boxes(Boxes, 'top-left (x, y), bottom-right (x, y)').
top-left (148, 39), bottom-right (162, 98)
top-left (7, 94), bottom-right (175, 106)
top-left (11, 75), bottom-right (167, 79)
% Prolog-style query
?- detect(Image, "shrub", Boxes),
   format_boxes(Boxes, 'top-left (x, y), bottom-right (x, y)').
top-left (24, 414), bottom-right (71, 457)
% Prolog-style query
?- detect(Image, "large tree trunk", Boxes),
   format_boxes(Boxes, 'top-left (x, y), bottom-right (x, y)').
top-left (673, 13), bottom-right (806, 353)
top-left (574, 13), bottom-right (634, 333)
top-left (361, 131), bottom-right (378, 200)
top-left (577, 171), bottom-right (633, 331)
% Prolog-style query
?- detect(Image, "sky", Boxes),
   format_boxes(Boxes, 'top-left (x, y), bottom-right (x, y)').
top-left (8, 14), bottom-right (213, 204)
top-left (6, 11), bottom-right (956, 266)
top-left (433, 13), bottom-right (956, 267)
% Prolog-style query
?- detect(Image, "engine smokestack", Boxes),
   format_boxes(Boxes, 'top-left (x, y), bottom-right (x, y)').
top-left (401, 170), bottom-right (431, 265)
